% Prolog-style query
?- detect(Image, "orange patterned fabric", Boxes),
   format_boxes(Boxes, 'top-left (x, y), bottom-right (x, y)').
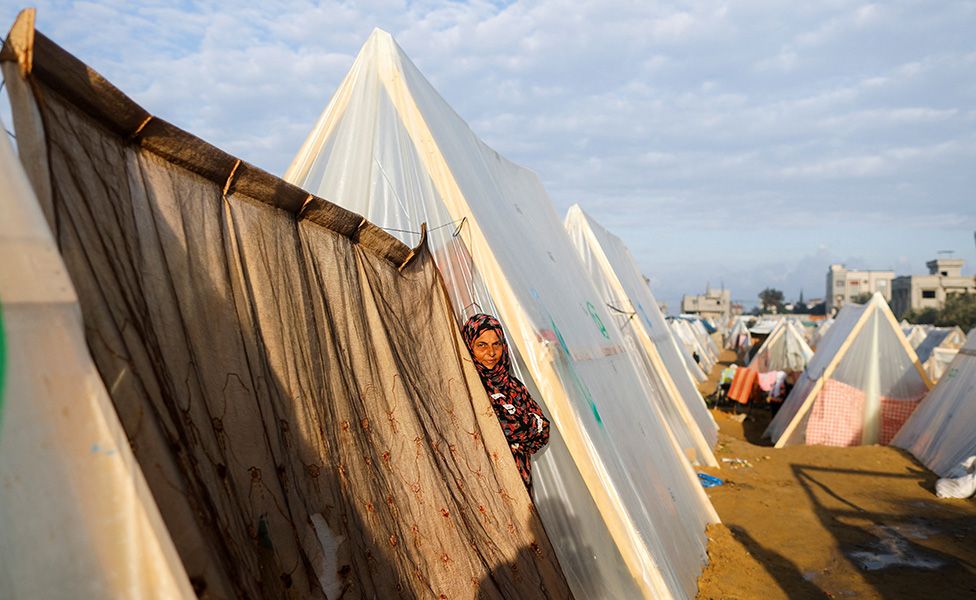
top-left (728, 366), bottom-right (758, 404)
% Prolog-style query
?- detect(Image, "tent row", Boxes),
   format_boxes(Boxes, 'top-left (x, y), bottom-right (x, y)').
top-left (1, 13), bottom-right (720, 600)
top-left (668, 317), bottom-right (718, 381)
top-left (748, 319), bottom-right (813, 375)
top-left (913, 326), bottom-right (966, 382)
top-left (730, 294), bottom-right (970, 472)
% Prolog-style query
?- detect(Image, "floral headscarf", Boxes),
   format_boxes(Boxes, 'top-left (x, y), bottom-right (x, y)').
top-left (462, 314), bottom-right (550, 490)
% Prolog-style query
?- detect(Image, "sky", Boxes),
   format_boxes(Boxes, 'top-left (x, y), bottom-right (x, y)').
top-left (2, 1), bottom-right (974, 311)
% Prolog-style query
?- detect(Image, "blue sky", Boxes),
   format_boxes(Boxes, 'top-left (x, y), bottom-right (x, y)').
top-left (2, 1), bottom-right (973, 310)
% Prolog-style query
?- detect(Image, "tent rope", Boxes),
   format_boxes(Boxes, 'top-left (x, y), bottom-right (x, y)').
top-left (381, 216), bottom-right (467, 238)
top-left (606, 303), bottom-right (637, 323)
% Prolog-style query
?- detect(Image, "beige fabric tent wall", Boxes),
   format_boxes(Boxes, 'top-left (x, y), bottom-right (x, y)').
top-left (286, 29), bottom-right (718, 600)
top-left (2, 14), bottom-right (570, 599)
top-left (765, 293), bottom-right (933, 448)
top-left (748, 319), bottom-right (814, 374)
top-left (564, 204), bottom-right (718, 462)
top-left (0, 35), bottom-right (194, 596)
top-left (893, 328), bottom-right (976, 476)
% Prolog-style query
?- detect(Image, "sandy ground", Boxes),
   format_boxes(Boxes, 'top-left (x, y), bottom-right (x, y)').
top-left (694, 347), bottom-right (976, 600)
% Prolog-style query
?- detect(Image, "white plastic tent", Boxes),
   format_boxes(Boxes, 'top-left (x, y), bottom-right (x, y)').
top-left (765, 293), bottom-right (933, 448)
top-left (810, 317), bottom-right (834, 349)
top-left (893, 328), bottom-right (976, 476)
top-left (748, 319), bottom-right (814, 374)
top-left (725, 317), bottom-right (751, 349)
top-left (286, 29), bottom-right (718, 600)
top-left (696, 320), bottom-right (721, 360)
top-left (681, 317), bottom-right (719, 362)
top-left (670, 318), bottom-right (715, 373)
top-left (914, 326), bottom-right (966, 383)
top-left (902, 323), bottom-right (931, 349)
top-left (0, 111), bottom-right (193, 597)
top-left (564, 204), bottom-right (718, 463)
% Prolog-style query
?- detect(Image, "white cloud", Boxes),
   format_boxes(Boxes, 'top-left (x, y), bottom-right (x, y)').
top-left (1, 0), bottom-right (973, 305)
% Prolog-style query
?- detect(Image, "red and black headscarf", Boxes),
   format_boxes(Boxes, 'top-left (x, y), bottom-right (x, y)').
top-left (462, 314), bottom-right (550, 489)
top-left (461, 313), bottom-right (514, 391)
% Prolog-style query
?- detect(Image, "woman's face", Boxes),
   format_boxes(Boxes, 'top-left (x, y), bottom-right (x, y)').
top-left (472, 329), bottom-right (504, 369)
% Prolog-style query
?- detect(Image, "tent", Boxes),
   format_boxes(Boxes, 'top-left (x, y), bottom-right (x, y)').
top-left (686, 318), bottom-right (720, 361)
top-left (914, 326), bottom-right (966, 383)
top-left (764, 293), bottom-right (933, 448)
top-left (725, 317), bottom-right (752, 350)
top-left (564, 204), bottom-right (718, 463)
top-left (748, 319), bottom-right (814, 374)
top-left (902, 323), bottom-right (931, 349)
top-left (286, 28), bottom-right (718, 599)
top-left (893, 328), bottom-right (976, 476)
top-left (668, 319), bottom-right (712, 380)
top-left (810, 317), bottom-right (834, 349)
top-left (726, 317), bottom-right (754, 363)
top-left (0, 107), bottom-right (193, 599)
top-left (2, 13), bottom-right (570, 598)
top-left (670, 318), bottom-right (716, 373)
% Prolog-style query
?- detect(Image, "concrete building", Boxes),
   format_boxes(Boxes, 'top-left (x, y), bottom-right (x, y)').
top-left (681, 288), bottom-right (731, 323)
top-left (826, 264), bottom-right (894, 315)
top-left (891, 258), bottom-right (976, 317)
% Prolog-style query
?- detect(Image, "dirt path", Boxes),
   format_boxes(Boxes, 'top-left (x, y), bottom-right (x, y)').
top-left (695, 348), bottom-right (976, 599)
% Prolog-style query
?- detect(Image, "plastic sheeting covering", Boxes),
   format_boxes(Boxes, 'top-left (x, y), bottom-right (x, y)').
top-left (694, 320), bottom-right (721, 360)
top-left (915, 327), bottom-right (965, 364)
top-left (810, 318), bottom-right (834, 349)
top-left (286, 29), bottom-right (718, 600)
top-left (3, 19), bottom-right (571, 599)
top-left (903, 324), bottom-right (931, 350)
top-left (670, 319), bottom-right (715, 373)
top-left (725, 318), bottom-right (751, 350)
top-left (893, 329), bottom-right (976, 477)
top-left (564, 204), bottom-right (718, 462)
top-left (0, 107), bottom-right (194, 599)
top-left (765, 294), bottom-right (931, 448)
top-left (926, 347), bottom-right (959, 382)
top-left (749, 320), bottom-right (814, 374)
top-left (669, 322), bottom-right (709, 384)
top-left (915, 327), bottom-right (965, 382)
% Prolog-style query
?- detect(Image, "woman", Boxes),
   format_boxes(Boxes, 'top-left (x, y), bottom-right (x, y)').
top-left (462, 314), bottom-right (550, 491)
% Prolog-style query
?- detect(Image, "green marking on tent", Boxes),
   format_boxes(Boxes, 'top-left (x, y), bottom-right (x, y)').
top-left (581, 384), bottom-right (602, 425)
top-left (550, 317), bottom-right (570, 357)
top-left (549, 316), bottom-right (602, 426)
top-left (586, 301), bottom-right (610, 340)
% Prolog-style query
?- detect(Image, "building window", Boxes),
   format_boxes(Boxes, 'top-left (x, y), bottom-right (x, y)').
top-left (941, 271), bottom-right (948, 276)
top-left (922, 290), bottom-right (936, 299)
top-left (836, 281), bottom-right (845, 288)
